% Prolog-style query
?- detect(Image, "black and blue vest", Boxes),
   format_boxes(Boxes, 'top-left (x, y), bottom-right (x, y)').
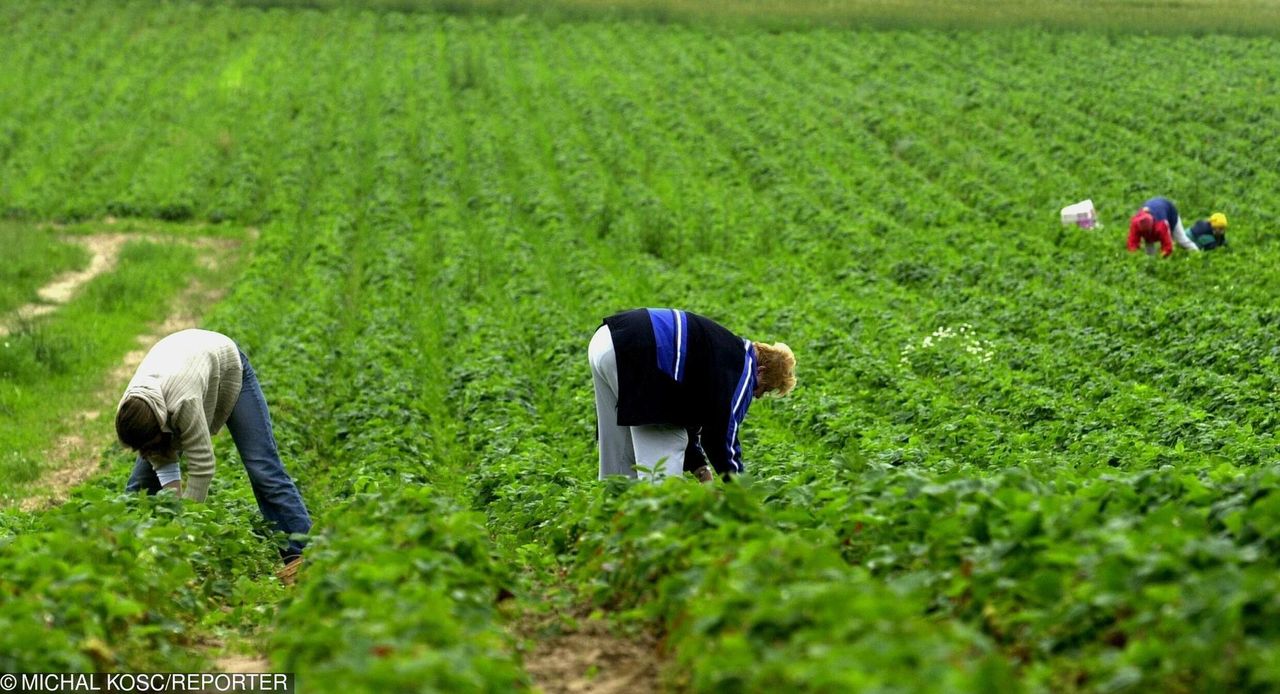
top-left (602, 308), bottom-right (756, 475)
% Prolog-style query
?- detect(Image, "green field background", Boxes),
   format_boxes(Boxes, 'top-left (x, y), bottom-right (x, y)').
top-left (234, 0), bottom-right (1280, 34)
top-left (4, 1), bottom-right (1280, 690)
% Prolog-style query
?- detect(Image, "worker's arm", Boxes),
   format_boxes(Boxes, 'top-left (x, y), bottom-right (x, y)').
top-left (683, 434), bottom-right (715, 482)
top-left (1171, 220), bottom-right (1199, 251)
top-left (154, 462), bottom-right (182, 495)
top-left (171, 398), bottom-right (216, 502)
top-left (1158, 224), bottom-right (1174, 257)
top-left (702, 420), bottom-right (743, 478)
top-left (1127, 222), bottom-right (1141, 252)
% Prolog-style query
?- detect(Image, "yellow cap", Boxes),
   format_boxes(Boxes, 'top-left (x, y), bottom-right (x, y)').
top-left (1210, 212), bottom-right (1228, 230)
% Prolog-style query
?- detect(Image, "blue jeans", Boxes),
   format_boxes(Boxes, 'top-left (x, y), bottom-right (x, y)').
top-left (127, 350), bottom-right (313, 561)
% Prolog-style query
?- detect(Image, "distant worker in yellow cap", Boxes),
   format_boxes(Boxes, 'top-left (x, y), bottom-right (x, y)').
top-left (1189, 212), bottom-right (1229, 250)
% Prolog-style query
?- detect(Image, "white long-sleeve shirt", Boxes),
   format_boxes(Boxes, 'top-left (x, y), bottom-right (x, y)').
top-left (118, 329), bottom-right (243, 501)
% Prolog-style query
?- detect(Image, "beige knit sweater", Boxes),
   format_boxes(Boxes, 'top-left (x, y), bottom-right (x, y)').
top-left (118, 329), bottom-right (243, 502)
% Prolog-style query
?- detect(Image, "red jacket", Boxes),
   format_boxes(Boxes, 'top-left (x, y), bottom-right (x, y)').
top-left (1128, 214), bottom-right (1173, 257)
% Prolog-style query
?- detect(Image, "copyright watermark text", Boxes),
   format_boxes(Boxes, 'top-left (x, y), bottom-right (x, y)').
top-left (0, 673), bottom-right (292, 693)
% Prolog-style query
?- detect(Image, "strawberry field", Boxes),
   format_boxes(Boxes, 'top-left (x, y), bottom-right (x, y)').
top-left (5, 1), bottom-right (1280, 691)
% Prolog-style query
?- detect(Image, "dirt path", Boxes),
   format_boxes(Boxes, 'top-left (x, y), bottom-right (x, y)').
top-left (215, 655), bottom-right (272, 673)
top-left (523, 620), bottom-right (662, 694)
top-left (1, 233), bottom-right (238, 337)
top-left (202, 638), bottom-right (272, 674)
top-left (191, 640), bottom-right (274, 692)
top-left (1, 235), bottom-right (128, 335)
top-left (15, 232), bottom-right (243, 511)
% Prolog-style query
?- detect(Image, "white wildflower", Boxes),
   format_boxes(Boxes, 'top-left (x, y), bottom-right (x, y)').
top-left (899, 324), bottom-right (995, 370)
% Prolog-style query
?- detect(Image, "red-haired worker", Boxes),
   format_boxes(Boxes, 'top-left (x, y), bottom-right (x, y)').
top-left (1128, 196), bottom-right (1198, 257)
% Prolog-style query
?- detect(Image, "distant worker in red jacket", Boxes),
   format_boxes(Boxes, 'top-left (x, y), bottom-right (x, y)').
top-left (588, 308), bottom-right (796, 482)
top-left (1128, 196), bottom-right (1199, 257)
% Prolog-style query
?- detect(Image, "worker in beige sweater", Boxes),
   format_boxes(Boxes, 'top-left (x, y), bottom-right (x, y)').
top-left (115, 329), bottom-right (312, 568)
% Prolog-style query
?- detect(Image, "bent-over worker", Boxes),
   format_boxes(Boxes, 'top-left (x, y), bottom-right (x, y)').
top-left (588, 308), bottom-right (796, 482)
top-left (1189, 212), bottom-right (1229, 250)
top-left (1129, 196), bottom-right (1198, 255)
top-left (115, 329), bottom-right (312, 576)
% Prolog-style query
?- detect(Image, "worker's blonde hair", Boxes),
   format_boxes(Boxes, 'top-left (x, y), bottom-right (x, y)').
top-left (753, 341), bottom-right (796, 397)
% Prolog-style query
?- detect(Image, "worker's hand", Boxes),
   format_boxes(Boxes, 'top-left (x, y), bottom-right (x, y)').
top-left (161, 480), bottom-right (182, 495)
top-left (694, 465), bottom-right (715, 483)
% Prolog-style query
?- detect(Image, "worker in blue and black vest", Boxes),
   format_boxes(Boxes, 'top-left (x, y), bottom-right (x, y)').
top-left (588, 308), bottom-right (796, 482)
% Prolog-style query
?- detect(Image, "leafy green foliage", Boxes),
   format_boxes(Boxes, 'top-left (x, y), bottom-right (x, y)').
top-left (271, 489), bottom-right (524, 691)
top-left (0, 485), bottom-right (281, 672)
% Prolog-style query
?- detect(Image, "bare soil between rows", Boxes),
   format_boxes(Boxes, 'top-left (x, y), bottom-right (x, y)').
top-left (523, 618), bottom-right (662, 694)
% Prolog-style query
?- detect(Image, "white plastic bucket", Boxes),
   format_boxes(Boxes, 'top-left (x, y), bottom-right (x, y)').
top-left (1060, 199), bottom-right (1097, 229)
